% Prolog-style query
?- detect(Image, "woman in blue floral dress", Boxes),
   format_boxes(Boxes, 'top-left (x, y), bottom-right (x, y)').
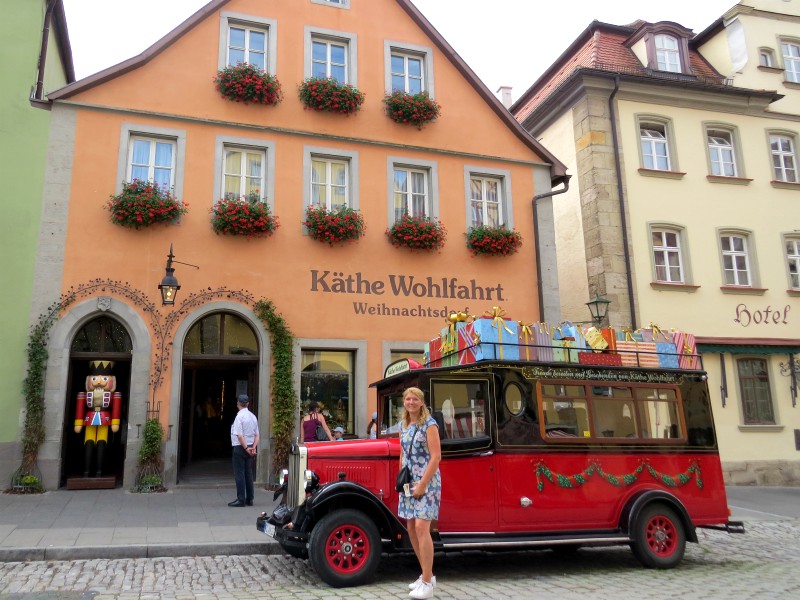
top-left (398, 387), bottom-right (441, 599)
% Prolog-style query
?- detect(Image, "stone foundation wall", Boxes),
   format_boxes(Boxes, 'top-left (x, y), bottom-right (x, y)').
top-left (723, 460), bottom-right (800, 486)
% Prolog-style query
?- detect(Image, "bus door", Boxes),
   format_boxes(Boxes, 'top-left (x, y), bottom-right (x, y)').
top-left (430, 378), bottom-right (498, 531)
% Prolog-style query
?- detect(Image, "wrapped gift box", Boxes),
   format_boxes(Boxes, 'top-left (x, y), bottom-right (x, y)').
top-left (636, 341), bottom-right (659, 367)
top-left (424, 337), bottom-right (442, 367)
top-left (578, 351), bottom-right (623, 366)
top-left (517, 322), bottom-right (538, 361)
top-left (471, 314), bottom-right (520, 361)
top-left (584, 326), bottom-right (609, 351)
top-left (534, 322), bottom-right (554, 362)
top-left (673, 331), bottom-right (700, 369)
top-left (641, 324), bottom-right (674, 343)
top-left (601, 327), bottom-right (617, 351)
top-left (656, 342), bottom-right (679, 368)
top-left (553, 338), bottom-right (579, 363)
top-left (457, 326), bottom-right (481, 365)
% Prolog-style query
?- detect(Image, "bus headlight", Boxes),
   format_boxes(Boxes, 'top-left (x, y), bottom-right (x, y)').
top-left (304, 469), bottom-right (320, 493)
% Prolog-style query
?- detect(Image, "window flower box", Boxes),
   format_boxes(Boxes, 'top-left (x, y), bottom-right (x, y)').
top-left (214, 62), bottom-right (283, 106)
top-left (298, 76), bottom-right (365, 115)
top-left (465, 225), bottom-right (523, 257)
top-left (386, 215), bottom-right (447, 252)
top-left (304, 205), bottom-right (366, 245)
top-left (210, 193), bottom-right (280, 238)
top-left (383, 91), bottom-right (441, 129)
top-left (107, 180), bottom-right (188, 229)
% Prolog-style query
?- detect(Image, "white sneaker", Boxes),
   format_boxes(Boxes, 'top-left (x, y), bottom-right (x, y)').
top-left (409, 580), bottom-right (435, 599)
top-left (408, 575), bottom-right (436, 590)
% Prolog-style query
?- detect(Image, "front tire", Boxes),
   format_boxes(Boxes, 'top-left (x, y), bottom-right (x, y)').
top-left (308, 508), bottom-right (381, 587)
top-left (630, 503), bottom-right (686, 569)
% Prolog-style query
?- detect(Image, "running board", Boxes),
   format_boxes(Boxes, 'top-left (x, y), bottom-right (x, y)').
top-left (437, 533), bottom-right (631, 550)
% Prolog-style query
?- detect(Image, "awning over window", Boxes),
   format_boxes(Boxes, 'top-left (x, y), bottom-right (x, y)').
top-left (696, 336), bottom-right (800, 355)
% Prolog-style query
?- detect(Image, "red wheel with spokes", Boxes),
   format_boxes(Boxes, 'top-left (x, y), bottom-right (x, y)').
top-left (630, 504), bottom-right (686, 569)
top-left (309, 509), bottom-right (381, 587)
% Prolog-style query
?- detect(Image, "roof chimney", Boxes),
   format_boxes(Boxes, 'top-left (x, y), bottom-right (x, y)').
top-left (496, 86), bottom-right (513, 109)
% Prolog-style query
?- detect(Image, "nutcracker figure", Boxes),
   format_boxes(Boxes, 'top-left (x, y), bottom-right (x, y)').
top-left (74, 360), bottom-right (122, 477)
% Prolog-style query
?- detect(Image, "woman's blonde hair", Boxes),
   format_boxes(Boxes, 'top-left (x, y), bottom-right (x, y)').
top-left (401, 387), bottom-right (431, 427)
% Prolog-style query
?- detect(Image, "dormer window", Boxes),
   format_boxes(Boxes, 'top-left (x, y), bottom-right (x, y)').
top-left (655, 34), bottom-right (681, 72)
top-left (629, 23), bottom-right (694, 76)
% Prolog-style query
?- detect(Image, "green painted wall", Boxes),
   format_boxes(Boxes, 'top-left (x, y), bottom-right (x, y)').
top-left (0, 1), bottom-right (69, 443)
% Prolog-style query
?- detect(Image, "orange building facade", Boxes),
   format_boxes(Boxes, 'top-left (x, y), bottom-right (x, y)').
top-left (31, 0), bottom-right (566, 488)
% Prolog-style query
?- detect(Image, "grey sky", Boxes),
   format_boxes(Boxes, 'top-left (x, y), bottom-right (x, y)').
top-left (62, 0), bottom-right (737, 103)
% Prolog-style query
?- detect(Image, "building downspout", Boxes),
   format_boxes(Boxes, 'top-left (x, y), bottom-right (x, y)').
top-left (533, 178), bottom-right (570, 322)
top-left (608, 75), bottom-right (638, 329)
top-left (35, 0), bottom-right (58, 101)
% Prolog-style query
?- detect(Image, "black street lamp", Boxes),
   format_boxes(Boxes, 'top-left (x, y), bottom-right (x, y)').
top-left (158, 243), bottom-right (198, 305)
top-left (586, 296), bottom-right (611, 326)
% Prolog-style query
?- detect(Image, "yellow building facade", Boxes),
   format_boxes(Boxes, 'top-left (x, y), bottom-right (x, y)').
top-left (514, 2), bottom-right (800, 484)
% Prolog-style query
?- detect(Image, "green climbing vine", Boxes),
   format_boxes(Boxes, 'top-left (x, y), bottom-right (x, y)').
top-left (253, 299), bottom-right (296, 477)
top-left (534, 459), bottom-right (703, 492)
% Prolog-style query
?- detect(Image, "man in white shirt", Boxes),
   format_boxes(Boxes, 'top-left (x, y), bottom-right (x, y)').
top-left (229, 394), bottom-right (259, 507)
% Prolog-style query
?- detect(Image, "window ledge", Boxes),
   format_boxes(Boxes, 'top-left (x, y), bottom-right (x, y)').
top-left (788, 289), bottom-right (800, 297)
top-left (720, 286), bottom-right (768, 295)
top-left (706, 175), bottom-right (752, 185)
top-left (757, 65), bottom-right (783, 74)
top-left (650, 282), bottom-right (700, 292)
top-left (783, 80), bottom-right (800, 90)
top-left (770, 180), bottom-right (800, 190)
top-left (737, 424), bottom-right (784, 433)
top-left (638, 168), bottom-right (686, 180)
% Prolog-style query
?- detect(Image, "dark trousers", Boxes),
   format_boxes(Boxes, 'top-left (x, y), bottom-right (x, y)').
top-left (232, 445), bottom-right (254, 503)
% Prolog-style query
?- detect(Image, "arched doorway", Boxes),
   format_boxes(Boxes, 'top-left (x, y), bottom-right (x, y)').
top-left (178, 312), bottom-right (259, 483)
top-left (62, 316), bottom-right (132, 487)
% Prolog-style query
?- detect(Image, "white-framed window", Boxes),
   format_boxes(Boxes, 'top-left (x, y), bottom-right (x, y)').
top-left (640, 124), bottom-right (671, 171)
top-left (770, 134), bottom-right (798, 182)
top-left (311, 0), bottom-right (350, 7)
top-left (786, 236), bottom-right (800, 289)
top-left (470, 176), bottom-right (503, 228)
top-left (384, 41), bottom-right (435, 97)
top-left (311, 158), bottom-right (349, 210)
top-left (393, 166), bottom-right (429, 220)
top-left (128, 136), bottom-right (176, 189)
top-left (227, 25), bottom-right (266, 69)
top-left (303, 146), bottom-right (359, 215)
top-left (737, 358), bottom-right (775, 425)
top-left (782, 41), bottom-right (800, 82)
top-left (391, 52), bottom-right (424, 94)
top-left (219, 14), bottom-right (277, 73)
top-left (116, 124), bottom-right (186, 198)
top-left (386, 157), bottom-right (439, 226)
top-left (223, 146), bottom-right (266, 200)
top-left (655, 34), bottom-right (681, 72)
top-left (304, 27), bottom-right (357, 84)
top-left (214, 136), bottom-right (276, 210)
top-left (759, 48), bottom-right (775, 67)
top-left (707, 129), bottom-right (737, 177)
top-left (720, 233), bottom-right (752, 286)
top-left (312, 38), bottom-right (347, 82)
top-left (651, 228), bottom-right (685, 283)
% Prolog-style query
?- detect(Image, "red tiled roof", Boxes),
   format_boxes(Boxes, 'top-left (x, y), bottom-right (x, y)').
top-left (513, 22), bottom-right (727, 123)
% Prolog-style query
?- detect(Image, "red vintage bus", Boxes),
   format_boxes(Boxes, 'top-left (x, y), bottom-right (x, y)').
top-left (261, 347), bottom-right (744, 588)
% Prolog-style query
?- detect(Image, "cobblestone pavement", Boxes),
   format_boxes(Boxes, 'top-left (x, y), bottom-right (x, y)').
top-left (0, 520), bottom-right (798, 600)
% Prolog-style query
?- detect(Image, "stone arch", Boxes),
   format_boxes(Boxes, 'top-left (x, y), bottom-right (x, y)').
top-left (167, 301), bottom-right (271, 486)
top-left (41, 297), bottom-right (152, 488)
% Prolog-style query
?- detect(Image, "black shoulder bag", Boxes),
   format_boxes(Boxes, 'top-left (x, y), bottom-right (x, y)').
top-left (395, 425), bottom-right (417, 492)
top-left (313, 414), bottom-right (328, 441)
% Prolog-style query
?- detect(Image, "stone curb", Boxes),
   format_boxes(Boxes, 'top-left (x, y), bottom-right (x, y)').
top-left (0, 541), bottom-right (286, 562)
